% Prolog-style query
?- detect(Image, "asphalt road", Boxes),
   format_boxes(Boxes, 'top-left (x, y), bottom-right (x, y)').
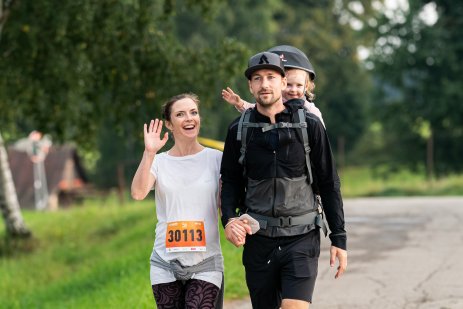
top-left (225, 196), bottom-right (463, 309)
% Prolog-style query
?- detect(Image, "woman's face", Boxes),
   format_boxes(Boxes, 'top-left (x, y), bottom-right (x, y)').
top-left (166, 98), bottom-right (200, 139)
top-left (283, 69), bottom-right (309, 100)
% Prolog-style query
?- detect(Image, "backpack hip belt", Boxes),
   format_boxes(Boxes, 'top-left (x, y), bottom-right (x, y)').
top-left (247, 210), bottom-right (327, 236)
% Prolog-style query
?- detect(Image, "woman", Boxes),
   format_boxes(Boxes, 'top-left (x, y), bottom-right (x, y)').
top-left (131, 93), bottom-right (224, 309)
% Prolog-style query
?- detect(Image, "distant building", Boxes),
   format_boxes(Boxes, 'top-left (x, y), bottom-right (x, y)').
top-left (7, 145), bottom-right (88, 210)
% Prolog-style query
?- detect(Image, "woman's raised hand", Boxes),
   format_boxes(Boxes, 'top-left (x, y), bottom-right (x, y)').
top-left (144, 119), bottom-right (168, 155)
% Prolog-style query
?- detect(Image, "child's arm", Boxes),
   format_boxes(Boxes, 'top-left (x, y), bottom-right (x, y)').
top-left (222, 87), bottom-right (254, 113)
top-left (304, 100), bottom-right (326, 128)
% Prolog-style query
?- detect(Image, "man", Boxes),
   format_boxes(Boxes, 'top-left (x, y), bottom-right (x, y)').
top-left (220, 51), bottom-right (347, 309)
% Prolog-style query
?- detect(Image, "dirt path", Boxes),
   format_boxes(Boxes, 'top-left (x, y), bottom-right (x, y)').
top-left (225, 196), bottom-right (463, 309)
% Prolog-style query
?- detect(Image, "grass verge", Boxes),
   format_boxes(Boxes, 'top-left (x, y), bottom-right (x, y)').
top-left (0, 197), bottom-right (247, 308)
top-left (340, 167), bottom-right (463, 197)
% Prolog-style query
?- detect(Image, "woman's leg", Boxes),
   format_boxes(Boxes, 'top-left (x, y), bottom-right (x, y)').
top-left (184, 279), bottom-right (220, 309)
top-left (152, 281), bottom-right (185, 309)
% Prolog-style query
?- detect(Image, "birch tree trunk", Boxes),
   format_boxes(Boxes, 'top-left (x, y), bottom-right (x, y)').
top-left (0, 132), bottom-right (31, 237)
top-left (0, 1), bottom-right (29, 237)
top-left (0, 0), bottom-right (14, 42)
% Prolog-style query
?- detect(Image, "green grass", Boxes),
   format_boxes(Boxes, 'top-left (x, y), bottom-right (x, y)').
top-left (340, 166), bottom-right (463, 197)
top-left (0, 197), bottom-right (247, 309)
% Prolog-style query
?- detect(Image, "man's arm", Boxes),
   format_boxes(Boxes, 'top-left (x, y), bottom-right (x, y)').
top-left (220, 120), bottom-right (246, 227)
top-left (307, 115), bottom-right (347, 278)
top-left (307, 115), bottom-right (346, 249)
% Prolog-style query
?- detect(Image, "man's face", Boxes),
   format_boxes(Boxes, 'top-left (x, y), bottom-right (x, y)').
top-left (248, 69), bottom-right (287, 107)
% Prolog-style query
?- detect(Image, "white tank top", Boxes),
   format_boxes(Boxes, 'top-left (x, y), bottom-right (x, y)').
top-left (149, 147), bottom-right (223, 287)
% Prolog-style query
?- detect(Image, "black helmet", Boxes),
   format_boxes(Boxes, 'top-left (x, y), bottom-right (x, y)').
top-left (244, 51), bottom-right (286, 80)
top-left (268, 45), bottom-right (316, 80)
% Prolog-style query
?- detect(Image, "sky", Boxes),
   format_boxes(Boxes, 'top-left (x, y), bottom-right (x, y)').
top-left (356, 0), bottom-right (438, 61)
top-left (384, 0), bottom-right (438, 25)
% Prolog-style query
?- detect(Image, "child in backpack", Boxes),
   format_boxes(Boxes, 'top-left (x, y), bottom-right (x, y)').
top-left (222, 45), bottom-right (326, 128)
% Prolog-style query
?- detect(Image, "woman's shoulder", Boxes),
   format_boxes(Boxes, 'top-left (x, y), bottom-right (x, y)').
top-left (155, 151), bottom-right (168, 159)
top-left (152, 151), bottom-right (168, 164)
top-left (204, 147), bottom-right (223, 159)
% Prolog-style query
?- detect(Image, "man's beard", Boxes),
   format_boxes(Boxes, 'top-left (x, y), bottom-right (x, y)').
top-left (256, 92), bottom-right (281, 107)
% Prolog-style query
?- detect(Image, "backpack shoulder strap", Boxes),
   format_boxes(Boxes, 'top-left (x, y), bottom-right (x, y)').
top-left (296, 108), bottom-right (313, 185)
top-left (237, 109), bottom-right (252, 165)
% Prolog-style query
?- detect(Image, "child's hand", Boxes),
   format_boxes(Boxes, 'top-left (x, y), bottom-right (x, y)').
top-left (222, 87), bottom-right (242, 107)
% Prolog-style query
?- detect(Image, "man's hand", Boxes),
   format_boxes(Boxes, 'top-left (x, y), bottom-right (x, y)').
top-left (224, 218), bottom-right (252, 247)
top-left (330, 246), bottom-right (347, 279)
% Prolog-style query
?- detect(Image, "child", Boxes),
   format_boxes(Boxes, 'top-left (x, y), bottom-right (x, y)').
top-left (222, 45), bottom-right (326, 127)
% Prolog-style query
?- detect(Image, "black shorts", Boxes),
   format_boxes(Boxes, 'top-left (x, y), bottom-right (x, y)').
top-left (242, 230), bottom-right (320, 309)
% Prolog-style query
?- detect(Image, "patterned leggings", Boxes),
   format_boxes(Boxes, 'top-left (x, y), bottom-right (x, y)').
top-left (152, 279), bottom-right (220, 309)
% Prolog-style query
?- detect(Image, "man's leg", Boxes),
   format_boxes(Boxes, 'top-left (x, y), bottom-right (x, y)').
top-left (245, 268), bottom-right (281, 309)
top-left (281, 299), bottom-right (310, 309)
top-left (280, 230), bottom-right (320, 309)
top-left (243, 234), bottom-right (282, 309)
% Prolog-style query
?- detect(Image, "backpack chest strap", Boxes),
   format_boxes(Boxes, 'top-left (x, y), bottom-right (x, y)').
top-left (261, 122), bottom-right (307, 132)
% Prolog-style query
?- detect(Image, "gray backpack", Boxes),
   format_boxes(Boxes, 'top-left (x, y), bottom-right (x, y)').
top-left (236, 107), bottom-right (313, 184)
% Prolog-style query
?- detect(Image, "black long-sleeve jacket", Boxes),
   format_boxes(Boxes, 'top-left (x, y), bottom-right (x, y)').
top-left (220, 99), bottom-right (347, 250)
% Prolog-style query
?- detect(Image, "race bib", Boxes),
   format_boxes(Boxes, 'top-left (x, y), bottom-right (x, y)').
top-left (165, 221), bottom-right (206, 252)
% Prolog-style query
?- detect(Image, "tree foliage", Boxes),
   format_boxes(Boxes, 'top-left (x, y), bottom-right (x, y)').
top-left (2, 0), bottom-right (461, 190)
top-left (0, 0), bottom-right (251, 187)
top-left (0, 0), bottom-right (247, 146)
top-left (368, 0), bottom-right (463, 175)
top-left (273, 0), bottom-right (374, 158)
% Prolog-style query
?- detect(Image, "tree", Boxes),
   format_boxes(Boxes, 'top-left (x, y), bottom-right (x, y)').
top-left (0, 0), bottom-right (32, 237)
top-left (273, 0), bottom-right (375, 167)
top-left (368, 0), bottom-right (463, 176)
top-left (0, 133), bottom-right (32, 237)
top-left (170, 0), bottom-right (284, 139)
top-left (0, 0), bottom-right (250, 219)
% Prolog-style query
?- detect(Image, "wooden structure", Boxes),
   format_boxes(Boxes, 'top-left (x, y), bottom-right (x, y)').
top-left (7, 145), bottom-right (87, 210)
